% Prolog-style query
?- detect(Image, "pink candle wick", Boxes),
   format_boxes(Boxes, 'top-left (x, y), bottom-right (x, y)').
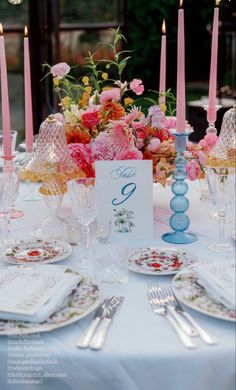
top-left (159, 20), bottom-right (166, 106)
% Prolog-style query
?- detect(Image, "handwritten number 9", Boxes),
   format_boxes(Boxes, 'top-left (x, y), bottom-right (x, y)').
top-left (112, 183), bottom-right (136, 206)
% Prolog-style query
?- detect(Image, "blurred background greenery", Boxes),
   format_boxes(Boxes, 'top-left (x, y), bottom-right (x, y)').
top-left (0, 0), bottom-right (235, 142)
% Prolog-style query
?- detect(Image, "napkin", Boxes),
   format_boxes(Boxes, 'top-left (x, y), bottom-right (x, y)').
top-left (193, 262), bottom-right (235, 310)
top-left (0, 265), bottom-right (81, 323)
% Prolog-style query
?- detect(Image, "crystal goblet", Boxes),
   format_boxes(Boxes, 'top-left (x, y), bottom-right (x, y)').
top-left (0, 163), bottom-right (20, 243)
top-left (68, 178), bottom-right (97, 273)
top-left (31, 180), bottom-right (66, 240)
top-left (206, 167), bottom-right (235, 252)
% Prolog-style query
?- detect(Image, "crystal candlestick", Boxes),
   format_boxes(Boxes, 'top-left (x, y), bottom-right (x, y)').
top-left (203, 104), bottom-right (221, 135)
top-left (162, 129), bottom-right (198, 244)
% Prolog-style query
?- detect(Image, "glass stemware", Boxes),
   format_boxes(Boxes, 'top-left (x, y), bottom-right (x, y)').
top-left (68, 178), bottom-right (97, 247)
top-left (68, 178), bottom-right (97, 273)
top-left (0, 163), bottom-right (20, 244)
top-left (31, 180), bottom-right (66, 240)
top-left (206, 167), bottom-right (235, 253)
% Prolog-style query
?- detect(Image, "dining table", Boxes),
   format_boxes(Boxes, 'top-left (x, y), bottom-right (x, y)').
top-left (0, 179), bottom-right (235, 390)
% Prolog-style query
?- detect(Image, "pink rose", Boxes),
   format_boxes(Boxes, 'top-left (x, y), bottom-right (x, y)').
top-left (204, 133), bottom-right (218, 148)
top-left (147, 138), bottom-right (161, 152)
top-left (130, 79), bottom-right (144, 95)
top-left (81, 107), bottom-right (100, 128)
top-left (91, 132), bottom-right (115, 160)
top-left (185, 160), bottom-right (201, 181)
top-left (115, 147), bottom-right (143, 160)
top-left (68, 143), bottom-right (94, 177)
top-left (100, 88), bottom-right (120, 104)
top-left (51, 62), bottom-right (70, 79)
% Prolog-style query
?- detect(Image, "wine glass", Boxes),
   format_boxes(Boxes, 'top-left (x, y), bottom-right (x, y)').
top-left (205, 167), bottom-right (235, 252)
top-left (68, 178), bottom-right (97, 273)
top-left (68, 178), bottom-right (97, 247)
top-left (31, 180), bottom-right (66, 240)
top-left (0, 163), bottom-right (20, 244)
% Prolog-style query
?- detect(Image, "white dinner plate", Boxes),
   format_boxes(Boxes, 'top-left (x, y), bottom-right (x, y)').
top-left (172, 267), bottom-right (236, 322)
top-left (0, 274), bottom-right (101, 335)
top-left (1, 239), bottom-right (72, 265)
top-left (129, 246), bottom-right (197, 275)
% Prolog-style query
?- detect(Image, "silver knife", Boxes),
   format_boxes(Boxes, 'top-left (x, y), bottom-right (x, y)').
top-left (76, 296), bottom-right (115, 348)
top-left (89, 296), bottom-right (124, 350)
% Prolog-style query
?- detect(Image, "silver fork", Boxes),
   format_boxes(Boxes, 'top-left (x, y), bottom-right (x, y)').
top-left (147, 283), bottom-right (196, 349)
top-left (167, 288), bottom-right (218, 346)
top-left (153, 284), bottom-right (197, 337)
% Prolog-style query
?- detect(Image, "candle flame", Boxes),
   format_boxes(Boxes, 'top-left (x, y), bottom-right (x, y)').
top-left (0, 23), bottom-right (3, 35)
top-left (215, 0), bottom-right (220, 6)
top-left (24, 25), bottom-right (28, 36)
top-left (162, 19), bottom-right (166, 34)
top-left (179, 0), bottom-right (183, 8)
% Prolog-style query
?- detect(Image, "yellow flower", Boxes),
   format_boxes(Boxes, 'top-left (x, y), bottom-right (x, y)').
top-left (84, 86), bottom-right (92, 94)
top-left (61, 96), bottom-right (71, 109)
top-left (160, 103), bottom-right (166, 113)
top-left (102, 72), bottom-right (108, 80)
top-left (53, 77), bottom-right (60, 86)
top-left (124, 97), bottom-right (134, 106)
top-left (82, 76), bottom-right (89, 85)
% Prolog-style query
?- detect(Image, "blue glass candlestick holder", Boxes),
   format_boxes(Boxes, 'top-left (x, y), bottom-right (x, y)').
top-left (162, 129), bottom-right (198, 244)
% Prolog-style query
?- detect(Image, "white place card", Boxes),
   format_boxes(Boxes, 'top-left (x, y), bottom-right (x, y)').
top-left (95, 160), bottom-right (153, 239)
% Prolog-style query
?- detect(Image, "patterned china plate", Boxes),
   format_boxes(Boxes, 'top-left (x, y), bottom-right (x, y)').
top-left (1, 239), bottom-right (72, 265)
top-left (0, 274), bottom-right (101, 335)
top-left (172, 267), bottom-right (236, 322)
top-left (129, 247), bottom-right (197, 275)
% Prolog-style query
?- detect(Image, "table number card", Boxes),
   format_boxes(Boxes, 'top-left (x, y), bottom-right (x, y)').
top-left (95, 160), bottom-right (153, 239)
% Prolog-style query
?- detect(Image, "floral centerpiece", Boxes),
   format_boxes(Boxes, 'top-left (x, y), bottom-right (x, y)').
top-left (45, 28), bottom-right (218, 186)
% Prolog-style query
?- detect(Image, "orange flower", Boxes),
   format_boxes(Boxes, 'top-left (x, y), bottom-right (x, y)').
top-left (65, 124), bottom-right (91, 144)
top-left (99, 101), bottom-right (125, 125)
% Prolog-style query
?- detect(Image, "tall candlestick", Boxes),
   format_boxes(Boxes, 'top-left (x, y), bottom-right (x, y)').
top-left (207, 0), bottom-right (219, 124)
top-left (176, 0), bottom-right (185, 133)
top-left (159, 19), bottom-right (166, 107)
top-left (0, 23), bottom-right (12, 159)
top-left (24, 25), bottom-right (34, 153)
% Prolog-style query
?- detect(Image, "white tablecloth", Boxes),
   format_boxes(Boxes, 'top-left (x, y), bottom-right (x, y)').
top-left (0, 181), bottom-right (235, 390)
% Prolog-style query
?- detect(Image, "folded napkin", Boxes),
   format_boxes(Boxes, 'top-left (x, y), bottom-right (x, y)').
top-left (193, 261), bottom-right (235, 310)
top-left (0, 265), bottom-right (81, 323)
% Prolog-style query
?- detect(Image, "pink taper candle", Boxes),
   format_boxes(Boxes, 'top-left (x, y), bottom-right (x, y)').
top-left (24, 26), bottom-right (34, 153)
top-left (0, 23), bottom-right (12, 159)
top-left (176, 0), bottom-right (185, 133)
top-left (207, 0), bottom-right (219, 124)
top-left (159, 19), bottom-right (166, 107)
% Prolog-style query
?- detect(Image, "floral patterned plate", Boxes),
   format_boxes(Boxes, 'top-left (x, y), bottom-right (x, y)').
top-left (0, 273), bottom-right (101, 335)
top-left (129, 247), bottom-right (196, 275)
top-left (172, 267), bottom-right (236, 322)
top-left (1, 239), bottom-right (72, 265)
